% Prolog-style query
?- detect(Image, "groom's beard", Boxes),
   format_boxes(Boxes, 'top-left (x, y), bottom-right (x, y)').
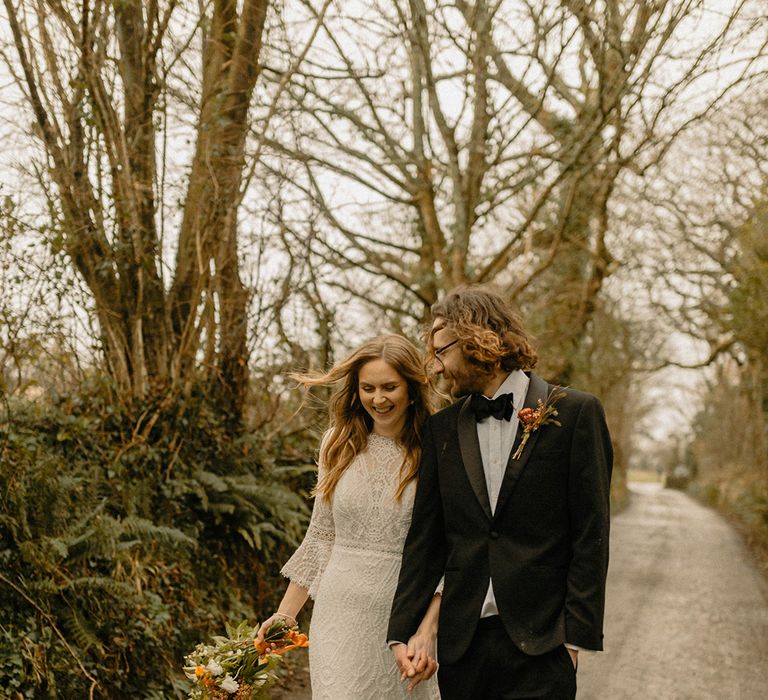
top-left (443, 362), bottom-right (492, 398)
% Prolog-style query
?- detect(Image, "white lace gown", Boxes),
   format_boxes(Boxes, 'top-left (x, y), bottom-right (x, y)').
top-left (281, 433), bottom-right (440, 700)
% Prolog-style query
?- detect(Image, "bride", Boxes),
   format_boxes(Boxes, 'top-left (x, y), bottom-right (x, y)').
top-left (257, 335), bottom-right (440, 699)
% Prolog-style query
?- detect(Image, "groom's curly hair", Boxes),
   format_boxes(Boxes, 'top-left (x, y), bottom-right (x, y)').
top-left (429, 285), bottom-right (538, 373)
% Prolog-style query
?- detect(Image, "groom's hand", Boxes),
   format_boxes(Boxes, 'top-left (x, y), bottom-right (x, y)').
top-left (405, 655), bottom-right (438, 691)
top-left (392, 637), bottom-right (438, 691)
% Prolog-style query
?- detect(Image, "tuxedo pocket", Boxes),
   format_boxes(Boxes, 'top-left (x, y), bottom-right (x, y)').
top-left (560, 645), bottom-right (577, 675)
top-left (530, 562), bottom-right (568, 573)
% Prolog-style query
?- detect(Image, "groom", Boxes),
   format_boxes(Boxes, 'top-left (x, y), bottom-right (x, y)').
top-left (388, 286), bottom-right (612, 699)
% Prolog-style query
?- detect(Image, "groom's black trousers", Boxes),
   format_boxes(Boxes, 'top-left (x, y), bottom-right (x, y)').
top-left (437, 616), bottom-right (577, 700)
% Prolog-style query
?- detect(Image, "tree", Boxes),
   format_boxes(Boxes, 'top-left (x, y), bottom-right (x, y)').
top-left (261, 0), bottom-right (764, 383)
top-left (634, 88), bottom-right (768, 483)
top-left (2, 0), bottom-right (273, 418)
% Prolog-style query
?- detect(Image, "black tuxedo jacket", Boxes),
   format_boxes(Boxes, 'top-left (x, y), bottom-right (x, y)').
top-left (388, 373), bottom-right (612, 665)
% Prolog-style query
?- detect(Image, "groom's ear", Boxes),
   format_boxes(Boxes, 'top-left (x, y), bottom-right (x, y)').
top-left (431, 317), bottom-right (447, 334)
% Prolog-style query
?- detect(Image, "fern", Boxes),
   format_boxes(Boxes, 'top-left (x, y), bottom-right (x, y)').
top-left (120, 516), bottom-right (197, 549)
top-left (60, 576), bottom-right (136, 597)
top-left (61, 606), bottom-right (103, 653)
top-left (195, 469), bottom-right (230, 493)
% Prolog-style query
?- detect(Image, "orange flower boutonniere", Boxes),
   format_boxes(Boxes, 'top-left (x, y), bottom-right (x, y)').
top-left (512, 386), bottom-right (567, 460)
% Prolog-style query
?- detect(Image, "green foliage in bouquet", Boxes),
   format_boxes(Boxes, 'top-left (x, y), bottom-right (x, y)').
top-left (184, 620), bottom-right (309, 699)
top-left (0, 383), bottom-right (315, 698)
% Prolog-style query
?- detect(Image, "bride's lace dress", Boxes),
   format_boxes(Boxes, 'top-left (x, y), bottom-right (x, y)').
top-left (281, 433), bottom-right (440, 700)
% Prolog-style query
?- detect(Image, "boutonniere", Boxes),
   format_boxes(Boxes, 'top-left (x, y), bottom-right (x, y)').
top-left (512, 386), bottom-right (567, 460)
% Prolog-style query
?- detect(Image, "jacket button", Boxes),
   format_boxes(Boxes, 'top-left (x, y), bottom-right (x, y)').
top-left (489, 530), bottom-right (499, 539)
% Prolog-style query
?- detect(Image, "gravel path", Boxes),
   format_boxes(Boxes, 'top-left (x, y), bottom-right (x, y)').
top-left (577, 482), bottom-right (768, 699)
top-left (276, 482), bottom-right (768, 699)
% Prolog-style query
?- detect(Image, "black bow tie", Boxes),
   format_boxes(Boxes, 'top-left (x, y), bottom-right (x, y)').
top-left (470, 393), bottom-right (515, 422)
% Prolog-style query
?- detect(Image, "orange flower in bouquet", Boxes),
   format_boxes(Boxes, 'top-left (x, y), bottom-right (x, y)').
top-left (184, 619), bottom-right (309, 699)
top-left (255, 628), bottom-right (309, 659)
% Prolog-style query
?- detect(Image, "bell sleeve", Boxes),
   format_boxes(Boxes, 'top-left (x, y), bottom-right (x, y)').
top-left (280, 439), bottom-right (335, 598)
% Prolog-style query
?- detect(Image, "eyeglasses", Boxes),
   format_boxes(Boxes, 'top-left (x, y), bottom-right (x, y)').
top-left (433, 339), bottom-right (459, 365)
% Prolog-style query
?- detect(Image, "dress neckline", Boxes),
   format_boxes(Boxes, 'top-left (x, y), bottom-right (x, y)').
top-left (368, 432), bottom-right (399, 444)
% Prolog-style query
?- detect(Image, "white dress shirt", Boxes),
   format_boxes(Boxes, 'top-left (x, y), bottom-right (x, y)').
top-left (477, 370), bottom-right (529, 618)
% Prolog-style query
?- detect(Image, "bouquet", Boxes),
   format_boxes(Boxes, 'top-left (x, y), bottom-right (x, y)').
top-left (183, 619), bottom-right (309, 699)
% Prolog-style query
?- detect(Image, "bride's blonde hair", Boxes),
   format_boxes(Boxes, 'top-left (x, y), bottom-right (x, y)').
top-left (292, 335), bottom-right (434, 502)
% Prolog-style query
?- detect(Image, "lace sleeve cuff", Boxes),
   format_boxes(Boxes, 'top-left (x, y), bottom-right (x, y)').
top-left (280, 520), bottom-right (334, 597)
top-left (281, 431), bottom-right (335, 597)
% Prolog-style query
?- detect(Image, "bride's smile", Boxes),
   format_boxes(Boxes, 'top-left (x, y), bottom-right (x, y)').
top-left (358, 358), bottom-right (410, 438)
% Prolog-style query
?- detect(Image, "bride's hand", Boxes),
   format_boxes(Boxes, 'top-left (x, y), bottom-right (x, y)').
top-left (392, 642), bottom-right (416, 680)
top-left (255, 612), bottom-right (297, 644)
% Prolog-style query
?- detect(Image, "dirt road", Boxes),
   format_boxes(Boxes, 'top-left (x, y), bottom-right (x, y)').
top-left (577, 482), bottom-right (768, 699)
top-left (277, 482), bottom-right (768, 699)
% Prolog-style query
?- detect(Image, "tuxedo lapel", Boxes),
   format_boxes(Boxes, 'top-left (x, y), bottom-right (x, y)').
top-left (493, 373), bottom-right (550, 519)
top-left (457, 396), bottom-right (492, 520)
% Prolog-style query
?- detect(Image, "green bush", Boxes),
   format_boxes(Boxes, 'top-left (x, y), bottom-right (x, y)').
top-left (0, 385), bottom-right (312, 698)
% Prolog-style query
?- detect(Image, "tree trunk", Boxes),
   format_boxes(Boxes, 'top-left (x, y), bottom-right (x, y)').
top-left (170, 0), bottom-right (267, 416)
top-left (5, 0), bottom-right (270, 419)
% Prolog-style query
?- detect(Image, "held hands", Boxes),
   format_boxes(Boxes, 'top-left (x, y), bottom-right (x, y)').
top-left (392, 628), bottom-right (438, 691)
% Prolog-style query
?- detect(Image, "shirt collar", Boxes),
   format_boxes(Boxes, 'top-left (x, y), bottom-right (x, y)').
top-left (491, 369), bottom-right (529, 410)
